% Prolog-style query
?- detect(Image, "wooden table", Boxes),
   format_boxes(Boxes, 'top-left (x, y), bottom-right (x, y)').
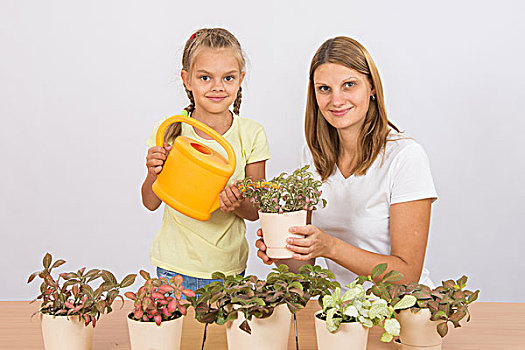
top-left (1, 301), bottom-right (523, 349)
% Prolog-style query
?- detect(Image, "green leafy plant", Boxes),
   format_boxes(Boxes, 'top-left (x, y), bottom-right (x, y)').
top-left (125, 270), bottom-right (195, 326)
top-left (365, 264), bottom-right (480, 338)
top-left (191, 264), bottom-right (334, 334)
top-left (236, 165), bottom-right (326, 213)
top-left (319, 264), bottom-right (416, 342)
top-left (27, 253), bottom-right (137, 327)
top-left (297, 264), bottom-right (340, 306)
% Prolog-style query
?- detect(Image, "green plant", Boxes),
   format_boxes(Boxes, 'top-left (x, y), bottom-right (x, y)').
top-left (125, 270), bottom-right (195, 326)
top-left (27, 253), bottom-right (137, 327)
top-left (191, 264), bottom-right (331, 334)
top-left (319, 264), bottom-right (416, 342)
top-left (366, 264), bottom-right (480, 338)
top-left (236, 165), bottom-right (326, 213)
top-left (297, 264), bottom-right (340, 306)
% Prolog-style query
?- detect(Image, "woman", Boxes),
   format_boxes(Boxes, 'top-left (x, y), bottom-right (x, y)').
top-left (256, 36), bottom-right (437, 286)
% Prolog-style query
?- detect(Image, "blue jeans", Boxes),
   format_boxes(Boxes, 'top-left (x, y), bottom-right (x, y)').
top-left (156, 267), bottom-right (245, 293)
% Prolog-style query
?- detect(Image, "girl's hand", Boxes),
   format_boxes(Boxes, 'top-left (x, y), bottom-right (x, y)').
top-left (286, 225), bottom-right (335, 261)
top-left (219, 183), bottom-right (244, 212)
top-left (146, 145), bottom-right (172, 176)
top-left (255, 228), bottom-right (275, 265)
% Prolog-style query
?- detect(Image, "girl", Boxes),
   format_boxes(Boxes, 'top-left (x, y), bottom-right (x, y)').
top-left (256, 36), bottom-right (437, 287)
top-left (142, 28), bottom-right (270, 290)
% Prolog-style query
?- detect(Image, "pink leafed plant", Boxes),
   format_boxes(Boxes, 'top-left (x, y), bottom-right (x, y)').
top-left (125, 270), bottom-right (195, 326)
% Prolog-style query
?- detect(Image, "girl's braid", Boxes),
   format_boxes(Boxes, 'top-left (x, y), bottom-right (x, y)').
top-left (184, 87), bottom-right (195, 114)
top-left (233, 87), bottom-right (242, 115)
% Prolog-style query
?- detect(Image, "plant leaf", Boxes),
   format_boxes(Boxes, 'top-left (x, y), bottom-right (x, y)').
top-left (382, 270), bottom-right (404, 283)
top-left (51, 259), bottom-right (66, 269)
top-left (27, 272), bottom-right (39, 284)
top-left (120, 274), bottom-right (137, 288)
top-left (371, 263), bottom-right (387, 279)
top-left (384, 318), bottom-right (400, 336)
top-left (393, 295), bottom-right (417, 310)
top-left (43, 253), bottom-right (52, 270)
top-left (139, 270), bottom-right (150, 281)
top-left (437, 321), bottom-right (448, 337)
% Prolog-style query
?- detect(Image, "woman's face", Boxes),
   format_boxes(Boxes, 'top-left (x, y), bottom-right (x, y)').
top-left (313, 63), bottom-right (374, 132)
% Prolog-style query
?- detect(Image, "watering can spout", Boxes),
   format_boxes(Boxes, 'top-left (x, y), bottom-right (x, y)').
top-left (152, 114), bottom-right (236, 221)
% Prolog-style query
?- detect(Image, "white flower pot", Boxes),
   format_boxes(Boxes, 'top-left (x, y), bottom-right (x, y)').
top-left (127, 314), bottom-right (183, 350)
top-left (395, 309), bottom-right (442, 350)
top-left (40, 313), bottom-right (94, 350)
top-left (226, 304), bottom-right (292, 350)
top-left (314, 311), bottom-right (369, 350)
top-left (259, 210), bottom-right (307, 259)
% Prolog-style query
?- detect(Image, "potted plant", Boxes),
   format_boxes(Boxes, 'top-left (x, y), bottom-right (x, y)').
top-left (236, 165), bottom-right (326, 258)
top-left (314, 264), bottom-right (417, 350)
top-left (365, 264), bottom-right (480, 350)
top-left (383, 278), bottom-right (479, 349)
top-left (27, 253), bottom-right (137, 350)
top-left (191, 264), bottom-right (332, 350)
top-left (124, 270), bottom-right (195, 350)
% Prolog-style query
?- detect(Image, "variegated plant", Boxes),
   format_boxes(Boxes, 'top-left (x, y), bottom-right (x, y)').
top-left (28, 253), bottom-right (137, 327)
top-left (320, 278), bottom-right (416, 342)
top-left (236, 165), bottom-right (326, 213)
top-left (125, 270), bottom-right (195, 326)
top-left (370, 273), bottom-right (480, 337)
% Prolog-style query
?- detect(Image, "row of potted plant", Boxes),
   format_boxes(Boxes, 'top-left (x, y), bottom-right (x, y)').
top-left (28, 253), bottom-right (479, 350)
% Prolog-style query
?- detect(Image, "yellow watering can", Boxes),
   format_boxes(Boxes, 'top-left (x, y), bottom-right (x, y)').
top-left (152, 115), bottom-right (236, 221)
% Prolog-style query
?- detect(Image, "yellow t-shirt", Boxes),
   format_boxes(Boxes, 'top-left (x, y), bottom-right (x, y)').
top-left (145, 111), bottom-right (271, 278)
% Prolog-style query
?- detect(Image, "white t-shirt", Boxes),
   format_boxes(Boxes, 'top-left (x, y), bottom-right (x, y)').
top-left (301, 136), bottom-right (438, 288)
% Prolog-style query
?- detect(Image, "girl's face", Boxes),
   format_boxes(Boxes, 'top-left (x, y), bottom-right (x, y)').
top-left (313, 63), bottom-right (374, 132)
top-left (182, 48), bottom-right (244, 116)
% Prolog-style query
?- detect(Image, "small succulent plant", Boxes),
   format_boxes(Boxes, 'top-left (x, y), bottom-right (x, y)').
top-left (236, 165), bottom-right (326, 213)
top-left (320, 264), bottom-right (416, 342)
top-left (191, 264), bottom-right (335, 334)
top-left (125, 270), bottom-right (195, 326)
top-left (28, 253), bottom-right (137, 327)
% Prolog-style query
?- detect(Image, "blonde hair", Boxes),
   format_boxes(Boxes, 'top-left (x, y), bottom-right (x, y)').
top-left (165, 28), bottom-right (246, 145)
top-left (305, 36), bottom-right (400, 180)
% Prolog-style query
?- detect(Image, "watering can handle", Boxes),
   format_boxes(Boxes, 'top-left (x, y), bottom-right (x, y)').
top-left (155, 114), bottom-right (236, 174)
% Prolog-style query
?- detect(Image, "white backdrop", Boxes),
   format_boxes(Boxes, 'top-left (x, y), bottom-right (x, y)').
top-left (1, 0), bottom-right (524, 302)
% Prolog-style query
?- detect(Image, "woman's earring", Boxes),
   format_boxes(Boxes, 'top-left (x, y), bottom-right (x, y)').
top-left (371, 95), bottom-right (376, 101)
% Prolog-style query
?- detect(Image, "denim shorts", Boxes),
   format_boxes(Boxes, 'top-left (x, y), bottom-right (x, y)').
top-left (156, 267), bottom-right (245, 292)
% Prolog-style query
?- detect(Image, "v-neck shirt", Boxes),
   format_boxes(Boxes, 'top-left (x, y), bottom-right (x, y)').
top-left (301, 136), bottom-right (437, 287)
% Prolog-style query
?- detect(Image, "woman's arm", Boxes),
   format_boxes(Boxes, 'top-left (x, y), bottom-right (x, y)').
top-left (286, 198), bottom-right (432, 283)
top-left (219, 160), bottom-right (266, 221)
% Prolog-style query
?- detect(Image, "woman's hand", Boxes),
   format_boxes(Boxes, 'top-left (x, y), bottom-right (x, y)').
top-left (286, 225), bottom-right (335, 261)
top-left (146, 145), bottom-right (172, 176)
top-left (255, 228), bottom-right (275, 265)
top-left (219, 183), bottom-right (244, 213)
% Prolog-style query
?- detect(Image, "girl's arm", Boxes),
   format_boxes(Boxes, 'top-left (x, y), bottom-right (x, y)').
top-left (284, 198), bottom-right (432, 283)
top-left (141, 145), bottom-right (171, 211)
top-left (219, 160), bottom-right (266, 221)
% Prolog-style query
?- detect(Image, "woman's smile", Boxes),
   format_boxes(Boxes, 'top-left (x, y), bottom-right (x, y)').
top-left (329, 107), bottom-right (353, 116)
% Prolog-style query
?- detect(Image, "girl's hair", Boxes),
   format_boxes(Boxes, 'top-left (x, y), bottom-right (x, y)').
top-left (305, 36), bottom-right (400, 180)
top-left (164, 28), bottom-right (245, 145)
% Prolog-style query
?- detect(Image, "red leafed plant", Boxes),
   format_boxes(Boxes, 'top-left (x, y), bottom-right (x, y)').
top-left (125, 270), bottom-right (195, 326)
top-left (27, 253), bottom-right (137, 327)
